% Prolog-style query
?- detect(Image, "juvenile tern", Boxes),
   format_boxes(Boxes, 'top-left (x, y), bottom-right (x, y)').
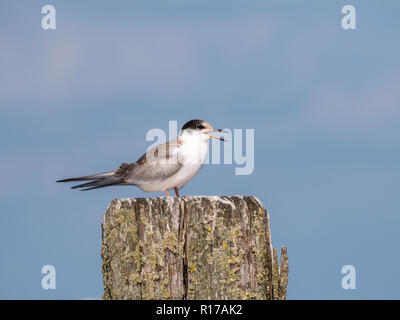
top-left (57, 119), bottom-right (225, 197)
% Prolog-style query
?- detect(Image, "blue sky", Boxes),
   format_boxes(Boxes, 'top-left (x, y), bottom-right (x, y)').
top-left (1, 0), bottom-right (399, 299)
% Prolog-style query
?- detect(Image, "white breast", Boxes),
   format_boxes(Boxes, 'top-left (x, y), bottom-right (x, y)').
top-left (144, 136), bottom-right (207, 192)
top-left (168, 136), bottom-right (208, 189)
top-left (179, 135), bottom-right (209, 166)
top-left (138, 133), bottom-right (209, 192)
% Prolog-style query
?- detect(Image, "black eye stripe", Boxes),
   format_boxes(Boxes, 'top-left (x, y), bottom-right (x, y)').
top-left (197, 125), bottom-right (205, 129)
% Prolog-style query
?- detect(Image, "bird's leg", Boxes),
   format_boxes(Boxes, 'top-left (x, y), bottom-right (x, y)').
top-left (165, 189), bottom-right (169, 197)
top-left (174, 187), bottom-right (180, 198)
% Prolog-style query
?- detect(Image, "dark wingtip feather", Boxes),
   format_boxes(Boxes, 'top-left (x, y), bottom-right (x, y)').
top-left (56, 171), bottom-right (115, 184)
top-left (71, 177), bottom-right (124, 191)
top-left (71, 181), bottom-right (97, 189)
top-left (80, 186), bottom-right (102, 191)
top-left (57, 177), bottom-right (95, 183)
top-left (79, 184), bottom-right (123, 191)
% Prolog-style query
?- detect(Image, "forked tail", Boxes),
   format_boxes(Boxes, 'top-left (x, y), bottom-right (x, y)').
top-left (57, 171), bottom-right (124, 191)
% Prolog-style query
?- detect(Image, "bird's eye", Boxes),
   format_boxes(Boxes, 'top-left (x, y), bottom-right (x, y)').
top-left (197, 125), bottom-right (205, 130)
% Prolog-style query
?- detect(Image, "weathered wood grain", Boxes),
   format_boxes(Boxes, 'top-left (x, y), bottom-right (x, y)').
top-left (101, 196), bottom-right (288, 300)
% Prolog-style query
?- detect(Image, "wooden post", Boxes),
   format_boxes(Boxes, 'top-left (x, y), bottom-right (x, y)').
top-left (101, 196), bottom-right (288, 300)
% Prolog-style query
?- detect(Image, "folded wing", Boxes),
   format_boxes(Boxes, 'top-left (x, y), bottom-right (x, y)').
top-left (57, 139), bottom-right (183, 191)
top-left (121, 138), bottom-right (183, 185)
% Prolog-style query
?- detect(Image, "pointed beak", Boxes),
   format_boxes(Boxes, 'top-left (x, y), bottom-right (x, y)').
top-left (207, 128), bottom-right (228, 141)
top-left (207, 134), bottom-right (225, 141)
top-left (214, 128), bottom-right (229, 134)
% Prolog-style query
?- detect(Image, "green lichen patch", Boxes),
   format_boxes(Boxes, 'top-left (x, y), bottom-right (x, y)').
top-left (101, 196), bottom-right (287, 300)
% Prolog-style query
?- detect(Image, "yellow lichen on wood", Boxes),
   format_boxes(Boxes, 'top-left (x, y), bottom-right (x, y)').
top-left (101, 196), bottom-right (288, 300)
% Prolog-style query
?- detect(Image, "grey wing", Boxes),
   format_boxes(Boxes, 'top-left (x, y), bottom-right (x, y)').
top-left (121, 139), bottom-right (183, 185)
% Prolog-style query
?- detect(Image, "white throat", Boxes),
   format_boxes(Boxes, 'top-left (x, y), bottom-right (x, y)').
top-left (179, 130), bottom-right (209, 165)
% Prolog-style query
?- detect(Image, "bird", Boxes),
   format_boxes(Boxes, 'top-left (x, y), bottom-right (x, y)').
top-left (57, 119), bottom-right (226, 197)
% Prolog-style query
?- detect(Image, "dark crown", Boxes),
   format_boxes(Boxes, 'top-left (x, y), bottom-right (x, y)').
top-left (181, 119), bottom-right (205, 130)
